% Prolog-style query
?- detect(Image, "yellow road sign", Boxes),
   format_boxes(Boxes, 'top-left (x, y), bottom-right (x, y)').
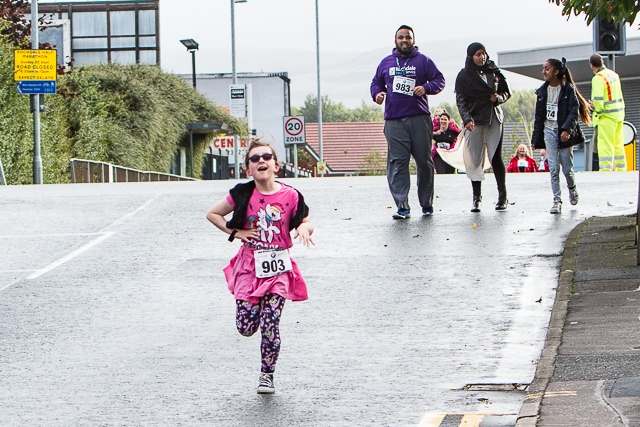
top-left (14, 50), bottom-right (57, 81)
top-left (316, 161), bottom-right (327, 174)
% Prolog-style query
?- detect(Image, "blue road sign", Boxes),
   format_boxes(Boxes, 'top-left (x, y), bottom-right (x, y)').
top-left (15, 80), bottom-right (56, 95)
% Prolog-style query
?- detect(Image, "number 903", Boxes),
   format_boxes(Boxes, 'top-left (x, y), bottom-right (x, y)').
top-left (262, 259), bottom-right (285, 274)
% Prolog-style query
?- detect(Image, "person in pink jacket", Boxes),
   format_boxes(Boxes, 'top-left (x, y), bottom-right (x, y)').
top-left (432, 112), bottom-right (460, 174)
top-left (507, 144), bottom-right (539, 173)
top-left (432, 108), bottom-right (462, 133)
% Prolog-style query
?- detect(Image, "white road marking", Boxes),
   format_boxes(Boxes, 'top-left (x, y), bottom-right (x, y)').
top-left (0, 278), bottom-right (24, 293)
top-left (154, 258), bottom-right (190, 279)
top-left (0, 232), bottom-right (105, 238)
top-left (12, 195), bottom-right (159, 283)
top-left (26, 232), bottom-right (115, 280)
top-left (102, 194), bottom-right (160, 230)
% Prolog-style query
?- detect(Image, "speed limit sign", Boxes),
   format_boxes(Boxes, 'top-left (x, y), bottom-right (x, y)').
top-left (283, 116), bottom-right (306, 145)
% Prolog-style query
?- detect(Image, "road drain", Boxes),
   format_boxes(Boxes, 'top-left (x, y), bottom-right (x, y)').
top-left (463, 383), bottom-right (529, 392)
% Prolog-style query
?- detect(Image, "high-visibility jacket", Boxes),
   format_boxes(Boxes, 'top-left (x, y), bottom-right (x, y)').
top-left (591, 66), bottom-right (625, 126)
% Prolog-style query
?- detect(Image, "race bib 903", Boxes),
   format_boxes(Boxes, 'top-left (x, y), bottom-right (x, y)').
top-left (392, 76), bottom-right (416, 96)
top-left (254, 248), bottom-right (292, 279)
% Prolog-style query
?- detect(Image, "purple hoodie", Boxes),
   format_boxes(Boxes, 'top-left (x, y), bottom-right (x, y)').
top-left (370, 46), bottom-right (445, 120)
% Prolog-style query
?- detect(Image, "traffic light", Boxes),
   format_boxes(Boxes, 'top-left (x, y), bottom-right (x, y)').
top-left (593, 18), bottom-right (626, 55)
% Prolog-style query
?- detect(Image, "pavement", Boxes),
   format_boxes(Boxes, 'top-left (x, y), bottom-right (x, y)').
top-left (516, 214), bottom-right (640, 427)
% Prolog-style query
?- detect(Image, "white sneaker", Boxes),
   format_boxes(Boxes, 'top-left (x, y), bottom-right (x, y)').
top-left (569, 187), bottom-right (579, 205)
top-left (257, 373), bottom-right (275, 394)
top-left (550, 201), bottom-right (562, 214)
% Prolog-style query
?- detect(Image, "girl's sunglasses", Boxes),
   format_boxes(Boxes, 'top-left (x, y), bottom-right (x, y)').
top-left (248, 153), bottom-right (274, 163)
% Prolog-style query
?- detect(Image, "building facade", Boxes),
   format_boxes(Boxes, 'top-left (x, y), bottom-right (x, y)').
top-left (186, 72), bottom-right (291, 166)
top-left (33, 0), bottom-right (160, 67)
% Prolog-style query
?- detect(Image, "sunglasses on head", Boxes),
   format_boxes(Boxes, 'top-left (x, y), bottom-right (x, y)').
top-left (248, 153), bottom-right (274, 163)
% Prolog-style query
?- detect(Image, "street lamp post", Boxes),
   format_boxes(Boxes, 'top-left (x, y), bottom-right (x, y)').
top-left (180, 38), bottom-right (199, 88)
top-left (32, 0), bottom-right (42, 184)
top-left (231, 0), bottom-right (247, 179)
top-left (315, 0), bottom-right (323, 176)
top-left (180, 38), bottom-right (199, 177)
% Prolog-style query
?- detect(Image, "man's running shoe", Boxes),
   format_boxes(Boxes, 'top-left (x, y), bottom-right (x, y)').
top-left (392, 208), bottom-right (410, 220)
top-left (422, 206), bottom-right (434, 216)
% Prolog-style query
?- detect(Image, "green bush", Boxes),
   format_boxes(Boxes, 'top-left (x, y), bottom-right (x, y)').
top-left (359, 150), bottom-right (386, 176)
top-left (57, 64), bottom-right (246, 179)
top-left (0, 36), bottom-right (245, 184)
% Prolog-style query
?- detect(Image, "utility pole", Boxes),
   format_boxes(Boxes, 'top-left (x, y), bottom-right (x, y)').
top-left (31, 0), bottom-right (43, 184)
top-left (315, 0), bottom-right (323, 176)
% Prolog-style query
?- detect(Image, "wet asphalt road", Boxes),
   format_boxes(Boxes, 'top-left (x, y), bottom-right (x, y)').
top-left (0, 172), bottom-right (636, 426)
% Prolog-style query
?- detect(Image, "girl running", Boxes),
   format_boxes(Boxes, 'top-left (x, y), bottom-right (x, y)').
top-left (206, 139), bottom-right (314, 394)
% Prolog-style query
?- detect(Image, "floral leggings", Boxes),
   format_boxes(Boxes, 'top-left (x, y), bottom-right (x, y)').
top-left (236, 294), bottom-right (286, 373)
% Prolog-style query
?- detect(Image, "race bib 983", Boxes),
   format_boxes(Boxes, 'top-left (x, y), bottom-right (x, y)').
top-left (392, 76), bottom-right (416, 96)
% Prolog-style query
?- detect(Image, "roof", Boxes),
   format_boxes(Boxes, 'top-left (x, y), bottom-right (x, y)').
top-left (305, 122), bottom-right (387, 174)
top-left (498, 37), bottom-right (640, 83)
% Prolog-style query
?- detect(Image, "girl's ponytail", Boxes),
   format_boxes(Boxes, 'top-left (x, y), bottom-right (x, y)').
top-left (559, 57), bottom-right (592, 126)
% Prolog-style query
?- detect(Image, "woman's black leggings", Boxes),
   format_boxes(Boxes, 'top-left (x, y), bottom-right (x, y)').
top-left (472, 138), bottom-right (506, 195)
top-left (491, 138), bottom-right (506, 192)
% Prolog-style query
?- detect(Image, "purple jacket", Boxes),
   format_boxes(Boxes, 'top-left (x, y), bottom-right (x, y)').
top-left (370, 46), bottom-right (445, 120)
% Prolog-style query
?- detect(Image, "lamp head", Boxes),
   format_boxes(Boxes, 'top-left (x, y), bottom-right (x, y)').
top-left (180, 39), bottom-right (199, 51)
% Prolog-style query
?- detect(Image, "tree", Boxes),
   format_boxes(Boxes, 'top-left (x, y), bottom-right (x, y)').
top-left (349, 101), bottom-right (384, 122)
top-left (0, 0), bottom-right (51, 47)
top-left (503, 90), bottom-right (537, 155)
top-left (0, 0), bottom-right (30, 46)
top-left (501, 90), bottom-right (536, 123)
top-left (433, 89), bottom-right (536, 126)
top-left (549, 0), bottom-right (640, 24)
top-left (295, 95), bottom-right (383, 123)
top-left (359, 150), bottom-right (385, 176)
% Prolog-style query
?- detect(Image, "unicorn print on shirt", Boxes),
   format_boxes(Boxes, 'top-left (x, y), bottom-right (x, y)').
top-left (256, 203), bottom-right (283, 243)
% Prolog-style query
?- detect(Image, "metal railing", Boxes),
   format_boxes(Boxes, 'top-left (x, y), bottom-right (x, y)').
top-left (281, 163), bottom-right (314, 178)
top-left (70, 158), bottom-right (195, 183)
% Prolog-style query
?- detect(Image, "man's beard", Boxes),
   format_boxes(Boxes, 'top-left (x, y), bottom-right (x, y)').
top-left (396, 43), bottom-right (413, 55)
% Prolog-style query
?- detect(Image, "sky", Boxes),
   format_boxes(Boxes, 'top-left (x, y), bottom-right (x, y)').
top-left (160, 0), bottom-right (640, 109)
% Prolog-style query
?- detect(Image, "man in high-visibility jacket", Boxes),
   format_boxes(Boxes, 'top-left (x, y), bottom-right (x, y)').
top-left (589, 53), bottom-right (626, 172)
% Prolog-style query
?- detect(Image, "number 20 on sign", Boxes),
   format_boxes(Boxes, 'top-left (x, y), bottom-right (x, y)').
top-left (283, 116), bottom-right (306, 145)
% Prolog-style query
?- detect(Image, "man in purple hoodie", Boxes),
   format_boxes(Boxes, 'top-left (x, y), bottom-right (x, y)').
top-left (371, 25), bottom-right (445, 219)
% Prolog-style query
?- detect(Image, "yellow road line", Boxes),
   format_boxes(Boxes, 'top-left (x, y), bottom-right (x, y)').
top-left (418, 413), bottom-right (446, 427)
top-left (545, 390), bottom-right (578, 397)
top-left (460, 414), bottom-right (485, 426)
top-left (419, 413), bottom-right (506, 426)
